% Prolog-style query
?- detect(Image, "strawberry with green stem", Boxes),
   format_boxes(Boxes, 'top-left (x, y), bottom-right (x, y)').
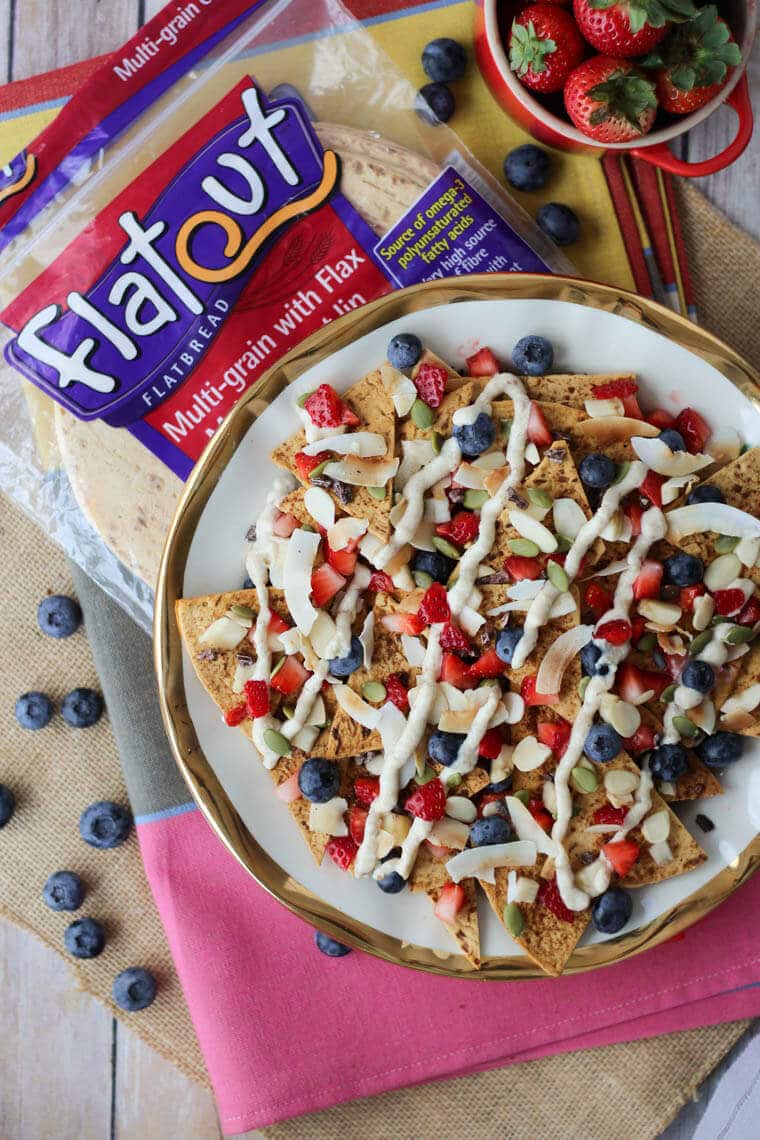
top-left (573, 0), bottom-right (697, 59)
top-left (641, 5), bottom-right (741, 115)
top-left (509, 4), bottom-right (586, 95)
top-left (564, 55), bottom-right (658, 143)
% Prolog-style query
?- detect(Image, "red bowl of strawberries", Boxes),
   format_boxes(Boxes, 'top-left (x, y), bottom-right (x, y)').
top-left (474, 0), bottom-right (755, 175)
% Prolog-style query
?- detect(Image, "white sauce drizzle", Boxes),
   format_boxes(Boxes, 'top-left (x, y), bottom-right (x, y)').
top-left (444, 687), bottom-right (501, 780)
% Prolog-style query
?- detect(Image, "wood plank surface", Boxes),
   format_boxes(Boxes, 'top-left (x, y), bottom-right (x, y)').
top-left (9, 0), bottom-right (137, 80)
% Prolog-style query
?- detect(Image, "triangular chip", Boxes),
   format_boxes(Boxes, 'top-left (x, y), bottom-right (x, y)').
top-left (399, 380), bottom-right (479, 444)
top-left (409, 844), bottom-right (480, 967)
top-left (718, 640), bottom-right (760, 737)
top-left (480, 868), bottom-right (588, 977)
top-left (459, 372), bottom-right (639, 411)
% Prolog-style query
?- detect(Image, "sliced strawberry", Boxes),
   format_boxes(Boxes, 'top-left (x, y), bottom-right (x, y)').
top-left (674, 408), bottom-right (710, 454)
top-left (294, 449), bottom-right (330, 482)
top-left (326, 544), bottom-right (357, 577)
top-left (630, 615), bottom-right (647, 644)
top-left (466, 347), bottom-right (499, 376)
top-left (595, 619), bottom-right (632, 646)
top-left (244, 680), bottom-right (269, 719)
top-left (537, 877), bottom-right (575, 924)
top-left (340, 404), bottom-right (360, 427)
top-left (648, 408), bottom-right (675, 430)
top-left (583, 581), bottom-right (613, 622)
top-left (267, 612), bottom-right (291, 636)
top-left (413, 362), bottom-right (447, 409)
top-left (633, 560), bottom-right (663, 601)
top-left (304, 384), bottom-right (351, 429)
top-left (640, 470), bottom-right (665, 507)
top-left (478, 727), bottom-right (504, 760)
top-left (434, 881), bottom-right (466, 923)
top-left (537, 718), bottom-right (571, 757)
top-left (591, 378), bottom-right (638, 400)
top-left (713, 588), bottom-right (746, 616)
top-left (665, 653), bottom-right (687, 682)
top-left (602, 838), bottom-right (640, 878)
top-left (680, 584), bottom-right (706, 613)
top-left (469, 648), bottom-right (504, 679)
top-left (275, 771), bottom-right (301, 804)
top-left (224, 702), bottom-right (247, 727)
top-left (738, 596), bottom-right (760, 626)
top-left (527, 402), bottom-right (552, 447)
top-left (621, 392), bottom-right (643, 419)
top-left (348, 805), bottom-right (367, 846)
top-left (623, 722), bottom-right (658, 755)
top-left (436, 511), bottom-right (480, 546)
top-left (353, 777), bottom-right (380, 807)
top-left (405, 779), bottom-right (447, 822)
top-left (311, 563), bottom-right (346, 607)
top-left (426, 841), bottom-right (454, 861)
top-left (271, 656), bottom-right (311, 696)
top-left (385, 673), bottom-right (410, 711)
top-left (593, 804), bottom-right (627, 827)
top-left (440, 651), bottom-right (477, 690)
top-left (504, 554), bottom-right (543, 582)
top-left (381, 611), bottom-right (425, 636)
top-left (273, 511), bottom-right (299, 538)
top-left (528, 797), bottom-right (553, 833)
top-left (617, 662), bottom-right (669, 703)
top-left (623, 498), bottom-right (645, 537)
top-left (440, 622), bottom-right (473, 657)
top-left (326, 836), bottom-right (357, 871)
top-left (368, 570), bottom-right (394, 593)
top-left (418, 582), bottom-right (450, 625)
top-left (521, 674), bottom-right (559, 707)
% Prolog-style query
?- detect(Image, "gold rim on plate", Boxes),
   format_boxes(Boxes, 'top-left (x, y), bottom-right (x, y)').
top-left (154, 273), bottom-right (760, 980)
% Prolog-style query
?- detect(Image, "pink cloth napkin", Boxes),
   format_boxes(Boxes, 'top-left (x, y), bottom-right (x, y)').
top-left (138, 807), bottom-right (760, 1133)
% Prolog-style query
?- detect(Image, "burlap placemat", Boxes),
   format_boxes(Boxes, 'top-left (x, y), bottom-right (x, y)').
top-left (0, 183), bottom-right (758, 1138)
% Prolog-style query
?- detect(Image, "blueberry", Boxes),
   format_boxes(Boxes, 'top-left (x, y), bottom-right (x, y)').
top-left (298, 758), bottom-right (341, 803)
top-left (415, 82), bottom-right (455, 125)
top-left (314, 930), bottom-right (351, 957)
top-left (581, 642), bottom-right (608, 677)
top-left (470, 815), bottom-right (512, 846)
top-left (328, 636), bottom-right (363, 678)
top-left (579, 452), bottom-right (617, 490)
top-left (512, 335), bottom-right (554, 376)
top-left (495, 625), bottom-right (524, 665)
top-left (488, 777), bottom-right (513, 793)
top-left (43, 870), bottom-right (85, 911)
top-left (591, 887), bottom-right (633, 935)
top-left (649, 743), bottom-right (688, 782)
top-left (453, 412), bottom-right (495, 457)
top-left (15, 690), bottom-right (53, 730)
top-left (664, 553), bottom-right (704, 587)
top-left (376, 870), bottom-right (406, 894)
top-left (696, 731), bottom-right (745, 768)
top-left (584, 723), bottom-right (622, 763)
top-left (387, 332), bottom-right (422, 371)
top-left (681, 659), bottom-right (715, 694)
top-left (422, 37), bottom-right (466, 83)
top-left (536, 202), bottom-right (580, 246)
top-left (0, 784), bottom-right (15, 828)
top-left (37, 594), bottom-right (82, 639)
top-left (659, 428), bottom-right (686, 452)
top-left (504, 144), bottom-right (550, 192)
top-left (64, 917), bottom-right (105, 959)
top-left (112, 966), bottom-right (157, 1012)
top-left (428, 730), bottom-right (465, 767)
top-left (686, 483), bottom-right (725, 506)
top-left (79, 801), bottom-right (132, 849)
top-left (411, 549), bottom-right (455, 584)
top-left (61, 687), bottom-right (103, 728)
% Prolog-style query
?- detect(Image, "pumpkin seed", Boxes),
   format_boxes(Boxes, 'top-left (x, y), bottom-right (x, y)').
top-left (263, 728), bottom-right (291, 757)
top-left (661, 683), bottom-right (677, 704)
top-left (689, 630), bottom-right (713, 657)
top-left (229, 604), bottom-right (254, 623)
top-left (367, 485), bottom-right (386, 500)
top-left (672, 715), bottom-right (698, 738)
top-left (301, 523), bottom-right (316, 533)
top-left (270, 656), bottom-right (285, 678)
top-left (715, 534), bottom-right (740, 554)
top-left (282, 706), bottom-right (295, 720)
top-left (411, 398), bottom-right (435, 429)
top-left (636, 633), bottom-right (657, 653)
top-left (555, 534), bottom-right (572, 553)
top-left (527, 487), bottom-right (552, 510)
top-left (612, 461), bottom-right (630, 485)
top-left (414, 764), bottom-right (438, 785)
top-left (501, 418), bottom-right (513, 440)
top-left (547, 560), bottom-right (569, 592)
top-left (504, 901), bottom-right (524, 938)
top-left (308, 460), bottom-right (330, 481)
top-left (446, 772), bottom-right (463, 789)
top-left (710, 615), bottom-right (730, 626)
top-left (572, 766), bottom-right (598, 793)
top-left (415, 754), bottom-right (426, 778)
top-left (430, 430), bottom-right (443, 454)
top-left (508, 538), bottom-right (540, 558)
top-left (725, 624), bottom-right (754, 645)
top-left (463, 489), bottom-right (489, 510)
top-left (579, 675), bottom-right (591, 699)
top-left (413, 570), bottom-right (434, 589)
top-left (296, 390), bottom-right (313, 408)
top-left (514, 789), bottom-right (530, 806)
top-left (433, 536), bottom-right (462, 559)
top-left (362, 681), bottom-right (387, 703)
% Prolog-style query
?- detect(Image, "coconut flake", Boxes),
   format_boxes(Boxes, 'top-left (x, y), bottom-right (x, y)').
top-left (308, 610), bottom-right (337, 659)
top-left (473, 450), bottom-right (507, 470)
top-left (454, 462), bottom-right (487, 490)
top-left (359, 611), bottom-right (375, 670)
top-left (505, 795), bottom-right (557, 857)
top-left (667, 502), bottom-right (760, 542)
top-left (334, 684), bottom-right (381, 730)
top-left (707, 427), bottom-right (742, 464)
top-left (307, 694), bottom-right (327, 727)
top-left (649, 839), bottom-right (673, 866)
top-left (459, 605), bottom-right (485, 636)
top-left (584, 397), bottom-right (625, 418)
top-left (586, 559), bottom-right (629, 579)
top-left (302, 431), bottom-right (387, 457)
top-left (308, 797), bottom-right (348, 836)
top-left (397, 440), bottom-right (435, 490)
top-left (324, 456), bottom-right (399, 487)
top-left (512, 736), bottom-right (552, 773)
top-left (632, 435), bottom-right (713, 476)
top-left (536, 624), bottom-right (594, 698)
top-left (284, 529), bottom-right (320, 635)
top-left (304, 486), bottom-right (335, 530)
top-left (576, 417), bottom-right (659, 444)
top-left (199, 615), bottom-right (247, 651)
top-left (430, 817), bottom-right (470, 849)
top-left (553, 497), bottom-right (586, 541)
top-left (445, 841), bottom-right (538, 883)
top-left (661, 474), bottom-right (694, 505)
top-left (524, 442), bottom-right (540, 465)
top-left (507, 870), bottom-right (540, 904)
top-left (424, 497), bottom-right (451, 524)
top-left (401, 633), bottom-right (426, 667)
top-left (328, 516), bottom-right (367, 550)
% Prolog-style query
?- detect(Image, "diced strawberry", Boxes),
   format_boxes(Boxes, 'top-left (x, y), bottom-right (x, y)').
top-left (665, 653), bottom-right (687, 682)
top-left (381, 611), bottom-right (425, 636)
top-left (593, 804), bottom-right (627, 827)
top-left (583, 581), bottom-right (613, 622)
top-left (633, 560), bottom-right (663, 601)
top-left (405, 779), bottom-right (447, 822)
top-left (418, 582), bottom-right (451, 625)
top-left (271, 656), bottom-right (311, 696)
top-left (679, 584), bottom-right (706, 614)
top-left (413, 362), bottom-right (447, 409)
top-left (469, 648), bottom-right (504, 679)
top-left (311, 562), bottom-right (346, 607)
top-left (434, 881), bottom-right (466, 923)
top-left (595, 619), bottom-right (632, 646)
top-left (304, 383), bottom-right (353, 428)
top-left (616, 662), bottom-right (669, 703)
top-left (521, 674), bottom-right (559, 707)
top-left (348, 806), bottom-right (368, 846)
top-left (621, 393), bottom-right (643, 419)
top-left (275, 772), bottom-right (301, 804)
top-left (504, 554), bottom-right (543, 582)
top-left (478, 727), bottom-right (504, 760)
top-left (630, 615), bottom-right (647, 644)
top-left (440, 622), bottom-right (472, 657)
top-left (528, 797), bottom-right (553, 833)
top-left (592, 378), bottom-right (638, 400)
top-left (537, 719), bottom-right (571, 757)
top-left (602, 838), bottom-right (640, 877)
top-left (273, 511), bottom-right (299, 538)
top-left (294, 449), bottom-right (330, 482)
top-left (425, 841), bottom-right (453, 861)
top-left (537, 878), bottom-right (575, 924)
top-left (436, 511), bottom-right (480, 546)
top-left (623, 498), bottom-right (645, 537)
top-left (648, 408), bottom-right (675, 430)
top-left (440, 651), bottom-right (477, 690)
top-left (244, 680), bottom-right (269, 719)
top-left (477, 792), bottom-right (509, 819)
top-left (738, 596), bottom-right (760, 626)
top-left (340, 405), bottom-right (360, 426)
top-left (224, 702), bottom-right (247, 727)
top-left (527, 402), bottom-right (552, 447)
top-left (326, 544), bottom-right (357, 576)
top-left (353, 777), bottom-right (380, 807)
top-left (640, 470), bottom-right (665, 507)
top-left (369, 570), bottom-right (394, 593)
top-left (465, 346), bottom-right (500, 376)
top-left (623, 722), bottom-right (657, 755)
top-left (385, 673), bottom-right (410, 711)
top-left (267, 612), bottom-right (291, 635)
top-left (713, 588), bottom-right (746, 616)
top-left (326, 836), bottom-right (357, 871)
top-left (674, 407), bottom-right (710, 454)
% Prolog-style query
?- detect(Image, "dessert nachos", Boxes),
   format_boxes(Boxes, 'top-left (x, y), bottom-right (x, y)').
top-left (177, 331), bottom-right (760, 976)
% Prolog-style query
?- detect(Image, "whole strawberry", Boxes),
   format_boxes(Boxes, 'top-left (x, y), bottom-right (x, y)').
top-left (564, 56), bottom-right (658, 142)
top-left (573, 0), bottom-right (697, 60)
top-left (509, 4), bottom-right (586, 94)
top-left (641, 5), bottom-right (741, 115)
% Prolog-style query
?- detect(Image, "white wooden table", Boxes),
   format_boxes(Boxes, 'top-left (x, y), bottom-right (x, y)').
top-left (0, 2), bottom-right (758, 1137)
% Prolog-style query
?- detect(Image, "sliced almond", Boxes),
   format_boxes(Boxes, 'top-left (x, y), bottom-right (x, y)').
top-left (199, 614), bottom-right (247, 651)
top-left (642, 809), bottom-right (670, 844)
top-left (308, 797), bottom-right (348, 837)
top-left (424, 497), bottom-right (451, 524)
top-left (722, 683), bottom-right (760, 716)
top-left (692, 593), bottom-right (715, 631)
top-left (512, 735), bottom-right (552, 772)
top-left (430, 818), bottom-right (470, 850)
top-left (445, 797), bottom-right (477, 825)
top-left (604, 769), bottom-right (639, 797)
top-left (376, 829), bottom-right (396, 861)
top-left (721, 708), bottom-right (757, 731)
top-left (735, 536), bottom-right (760, 568)
top-left (327, 516), bottom-right (368, 551)
top-left (584, 397), bottom-right (625, 418)
top-left (649, 839), bottom-right (674, 866)
top-left (690, 699), bottom-right (716, 734)
top-left (501, 693), bottom-right (526, 725)
top-left (599, 694), bottom-right (641, 738)
top-left (657, 631), bottom-right (687, 655)
top-left (553, 497), bottom-right (587, 541)
top-left (638, 599), bottom-right (682, 626)
top-left (608, 792), bottom-right (634, 809)
top-left (473, 450), bottom-right (507, 470)
top-left (508, 508), bottom-right (558, 553)
top-left (507, 872), bottom-right (539, 905)
top-left (323, 455), bottom-right (399, 487)
top-left (704, 553), bottom-right (742, 591)
top-left (303, 485), bottom-right (335, 529)
top-left (542, 780), bottom-right (558, 818)
top-left (524, 442), bottom-right (540, 465)
top-left (491, 744), bottom-right (515, 782)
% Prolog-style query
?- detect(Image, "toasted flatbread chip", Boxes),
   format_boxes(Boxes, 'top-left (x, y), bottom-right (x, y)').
top-left (399, 380), bottom-right (479, 444)
top-left (480, 868), bottom-right (588, 978)
top-left (410, 845), bottom-right (480, 967)
top-left (718, 640), bottom-right (760, 737)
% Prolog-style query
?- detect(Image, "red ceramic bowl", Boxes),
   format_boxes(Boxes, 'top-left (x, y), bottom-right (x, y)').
top-left (474, 0), bottom-right (755, 176)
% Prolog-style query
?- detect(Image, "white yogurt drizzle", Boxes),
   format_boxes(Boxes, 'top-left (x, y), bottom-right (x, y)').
top-left (375, 439), bottom-right (461, 569)
top-left (444, 687), bottom-right (501, 781)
